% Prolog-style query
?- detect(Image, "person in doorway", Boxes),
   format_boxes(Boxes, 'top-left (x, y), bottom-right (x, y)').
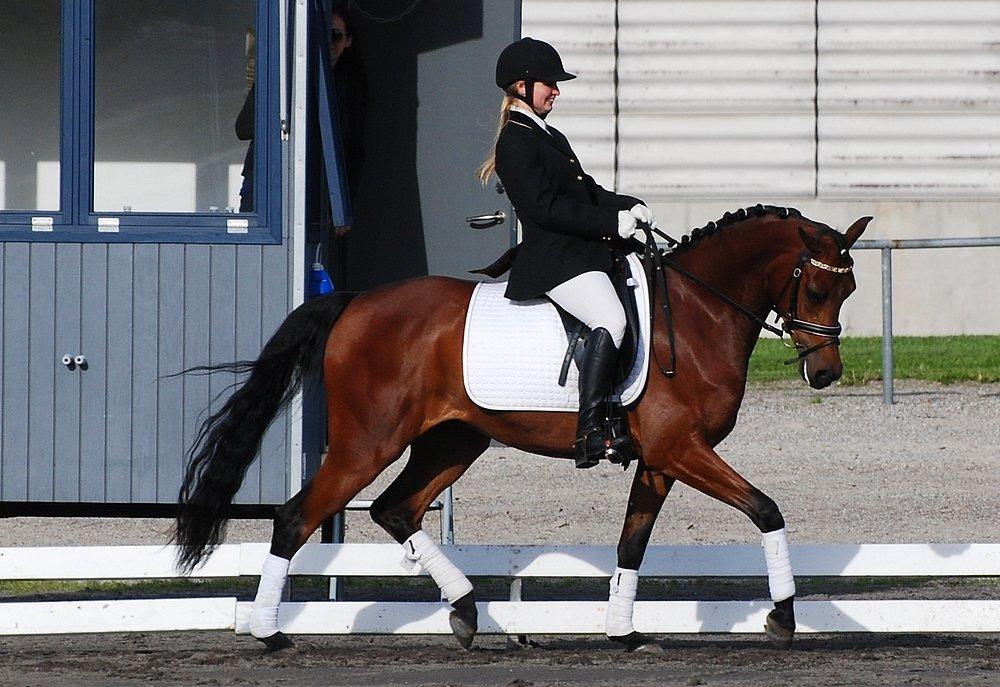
top-left (324, 2), bottom-right (367, 236)
top-left (238, 3), bottom-right (367, 225)
top-left (476, 37), bottom-right (657, 469)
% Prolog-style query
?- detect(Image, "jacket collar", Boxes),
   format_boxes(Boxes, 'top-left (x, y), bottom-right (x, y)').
top-left (509, 103), bottom-right (549, 132)
top-left (507, 110), bottom-right (574, 158)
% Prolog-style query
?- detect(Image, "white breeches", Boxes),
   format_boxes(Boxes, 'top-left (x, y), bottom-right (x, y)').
top-left (546, 271), bottom-right (626, 349)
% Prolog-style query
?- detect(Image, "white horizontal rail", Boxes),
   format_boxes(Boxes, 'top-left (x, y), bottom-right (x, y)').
top-left (2, 543), bottom-right (998, 636)
top-left (229, 600), bottom-right (1000, 635)
top-left (0, 598), bottom-right (237, 635)
top-left (3, 598), bottom-right (998, 636)
top-left (2, 543), bottom-right (999, 580)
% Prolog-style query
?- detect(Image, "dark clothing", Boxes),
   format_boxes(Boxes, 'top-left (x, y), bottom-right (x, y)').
top-left (494, 110), bottom-right (641, 301)
top-left (236, 63), bottom-right (367, 216)
top-left (236, 84), bottom-right (255, 212)
top-left (334, 62), bottom-right (367, 202)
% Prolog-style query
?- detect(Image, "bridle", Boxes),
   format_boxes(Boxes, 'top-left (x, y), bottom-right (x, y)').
top-left (638, 226), bottom-right (852, 376)
top-left (771, 252), bottom-right (852, 364)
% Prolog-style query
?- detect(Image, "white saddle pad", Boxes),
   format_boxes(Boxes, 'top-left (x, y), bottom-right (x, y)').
top-left (463, 252), bottom-right (651, 412)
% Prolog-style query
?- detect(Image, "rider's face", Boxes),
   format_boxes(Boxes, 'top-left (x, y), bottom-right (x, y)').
top-left (517, 80), bottom-right (559, 115)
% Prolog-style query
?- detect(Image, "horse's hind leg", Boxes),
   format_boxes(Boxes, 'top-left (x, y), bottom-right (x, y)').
top-left (369, 421), bottom-right (490, 649)
top-left (249, 425), bottom-right (411, 651)
top-left (667, 441), bottom-right (796, 648)
top-left (606, 463), bottom-right (675, 651)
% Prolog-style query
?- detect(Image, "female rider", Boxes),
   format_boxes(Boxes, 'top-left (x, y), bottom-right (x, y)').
top-left (477, 38), bottom-right (656, 469)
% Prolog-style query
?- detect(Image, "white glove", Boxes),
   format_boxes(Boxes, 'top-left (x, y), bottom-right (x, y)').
top-left (630, 203), bottom-right (658, 230)
top-left (617, 210), bottom-right (637, 239)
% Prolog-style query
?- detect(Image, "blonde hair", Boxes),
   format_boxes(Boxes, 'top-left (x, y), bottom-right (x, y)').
top-left (476, 92), bottom-right (519, 184)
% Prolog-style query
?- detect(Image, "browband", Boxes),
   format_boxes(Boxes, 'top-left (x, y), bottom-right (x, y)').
top-left (809, 258), bottom-right (852, 274)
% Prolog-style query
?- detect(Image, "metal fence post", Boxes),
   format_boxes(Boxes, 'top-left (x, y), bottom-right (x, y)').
top-left (880, 247), bottom-right (894, 405)
top-left (441, 486), bottom-right (455, 546)
top-left (324, 512), bottom-right (345, 600)
top-left (507, 577), bottom-right (529, 647)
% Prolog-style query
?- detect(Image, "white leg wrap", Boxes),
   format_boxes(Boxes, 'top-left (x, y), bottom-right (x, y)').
top-left (605, 567), bottom-right (639, 637)
top-left (402, 530), bottom-right (473, 603)
top-left (762, 528), bottom-right (796, 601)
top-left (250, 553), bottom-right (290, 638)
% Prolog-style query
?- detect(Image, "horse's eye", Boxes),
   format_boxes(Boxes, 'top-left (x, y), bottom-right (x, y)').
top-left (807, 288), bottom-right (827, 304)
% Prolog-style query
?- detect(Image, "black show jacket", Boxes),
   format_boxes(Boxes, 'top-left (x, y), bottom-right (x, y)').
top-left (492, 109), bottom-right (641, 301)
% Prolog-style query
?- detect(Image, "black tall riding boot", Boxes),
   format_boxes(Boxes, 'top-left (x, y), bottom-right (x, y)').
top-left (575, 328), bottom-right (636, 468)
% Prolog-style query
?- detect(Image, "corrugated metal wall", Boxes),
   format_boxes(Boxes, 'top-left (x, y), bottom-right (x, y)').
top-left (618, 0), bottom-right (817, 199)
top-left (818, 0), bottom-right (1000, 198)
top-left (0, 242), bottom-right (292, 505)
top-left (524, 0), bottom-right (1000, 202)
top-left (521, 0), bottom-right (617, 186)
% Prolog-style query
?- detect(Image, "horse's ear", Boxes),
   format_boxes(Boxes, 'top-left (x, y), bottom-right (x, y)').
top-left (843, 216), bottom-right (873, 250)
top-left (797, 226), bottom-right (826, 255)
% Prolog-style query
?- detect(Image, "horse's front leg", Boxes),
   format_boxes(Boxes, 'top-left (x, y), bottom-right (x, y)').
top-left (670, 440), bottom-right (796, 647)
top-left (608, 463), bottom-right (674, 651)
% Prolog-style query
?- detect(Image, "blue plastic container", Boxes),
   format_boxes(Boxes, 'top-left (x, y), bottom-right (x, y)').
top-left (309, 262), bottom-right (335, 298)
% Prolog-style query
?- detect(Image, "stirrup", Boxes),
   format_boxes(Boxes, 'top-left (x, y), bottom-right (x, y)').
top-left (605, 435), bottom-right (639, 467)
top-left (604, 403), bottom-right (639, 467)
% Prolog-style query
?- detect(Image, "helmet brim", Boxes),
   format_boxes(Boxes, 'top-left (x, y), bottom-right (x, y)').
top-left (539, 70), bottom-right (577, 83)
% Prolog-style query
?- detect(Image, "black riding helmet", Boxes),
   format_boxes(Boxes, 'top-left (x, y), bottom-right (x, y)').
top-left (495, 37), bottom-right (576, 117)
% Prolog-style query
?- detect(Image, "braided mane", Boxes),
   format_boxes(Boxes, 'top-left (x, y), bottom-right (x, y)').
top-left (668, 204), bottom-right (807, 255)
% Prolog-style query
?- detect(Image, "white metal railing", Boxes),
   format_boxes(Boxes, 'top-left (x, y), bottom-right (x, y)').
top-left (2, 543), bottom-right (998, 636)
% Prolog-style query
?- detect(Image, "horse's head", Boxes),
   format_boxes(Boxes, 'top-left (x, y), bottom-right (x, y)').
top-left (770, 216), bottom-right (871, 389)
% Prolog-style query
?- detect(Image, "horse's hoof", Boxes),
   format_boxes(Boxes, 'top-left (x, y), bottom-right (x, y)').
top-left (609, 631), bottom-right (653, 652)
top-left (449, 592), bottom-right (478, 650)
top-left (255, 631), bottom-right (295, 653)
top-left (764, 612), bottom-right (794, 649)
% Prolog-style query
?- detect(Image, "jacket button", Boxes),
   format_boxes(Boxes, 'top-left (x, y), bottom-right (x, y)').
top-left (576, 175), bottom-right (583, 181)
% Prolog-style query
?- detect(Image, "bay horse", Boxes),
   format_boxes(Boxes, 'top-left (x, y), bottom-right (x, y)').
top-left (175, 205), bottom-right (870, 652)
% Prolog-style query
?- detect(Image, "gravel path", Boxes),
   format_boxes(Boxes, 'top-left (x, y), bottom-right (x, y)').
top-left (3, 380), bottom-right (997, 548)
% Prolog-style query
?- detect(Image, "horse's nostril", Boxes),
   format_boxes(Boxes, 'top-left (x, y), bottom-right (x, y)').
top-left (814, 369), bottom-right (832, 387)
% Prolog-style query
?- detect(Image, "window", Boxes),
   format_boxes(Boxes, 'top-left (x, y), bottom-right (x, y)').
top-left (0, 0), bottom-right (281, 243)
top-left (0, 1), bottom-right (63, 213)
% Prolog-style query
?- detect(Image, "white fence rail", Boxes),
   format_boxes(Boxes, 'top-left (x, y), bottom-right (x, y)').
top-left (2, 543), bottom-right (998, 636)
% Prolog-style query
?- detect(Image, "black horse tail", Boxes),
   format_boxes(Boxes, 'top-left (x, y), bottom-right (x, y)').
top-left (174, 292), bottom-right (357, 573)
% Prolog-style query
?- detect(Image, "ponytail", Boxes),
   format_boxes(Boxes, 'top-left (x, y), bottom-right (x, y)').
top-left (476, 91), bottom-right (519, 185)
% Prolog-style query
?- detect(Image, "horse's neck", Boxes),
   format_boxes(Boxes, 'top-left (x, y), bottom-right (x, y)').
top-left (671, 221), bottom-right (796, 360)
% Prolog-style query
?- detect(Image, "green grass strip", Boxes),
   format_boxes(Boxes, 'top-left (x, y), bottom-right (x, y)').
top-left (748, 335), bottom-right (1000, 385)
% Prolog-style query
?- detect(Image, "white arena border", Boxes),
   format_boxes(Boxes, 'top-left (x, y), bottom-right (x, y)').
top-left (1, 543), bottom-right (998, 636)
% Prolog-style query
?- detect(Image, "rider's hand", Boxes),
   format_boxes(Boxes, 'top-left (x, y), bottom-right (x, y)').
top-left (617, 210), bottom-right (637, 239)
top-left (629, 203), bottom-right (657, 229)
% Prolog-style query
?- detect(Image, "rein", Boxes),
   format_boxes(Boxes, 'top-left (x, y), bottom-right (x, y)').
top-left (638, 225), bottom-right (850, 376)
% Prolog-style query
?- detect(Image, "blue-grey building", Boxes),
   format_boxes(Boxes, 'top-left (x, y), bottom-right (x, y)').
top-left (0, 0), bottom-right (516, 515)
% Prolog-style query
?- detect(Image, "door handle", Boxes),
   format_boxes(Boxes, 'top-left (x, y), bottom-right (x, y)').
top-left (465, 210), bottom-right (506, 230)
